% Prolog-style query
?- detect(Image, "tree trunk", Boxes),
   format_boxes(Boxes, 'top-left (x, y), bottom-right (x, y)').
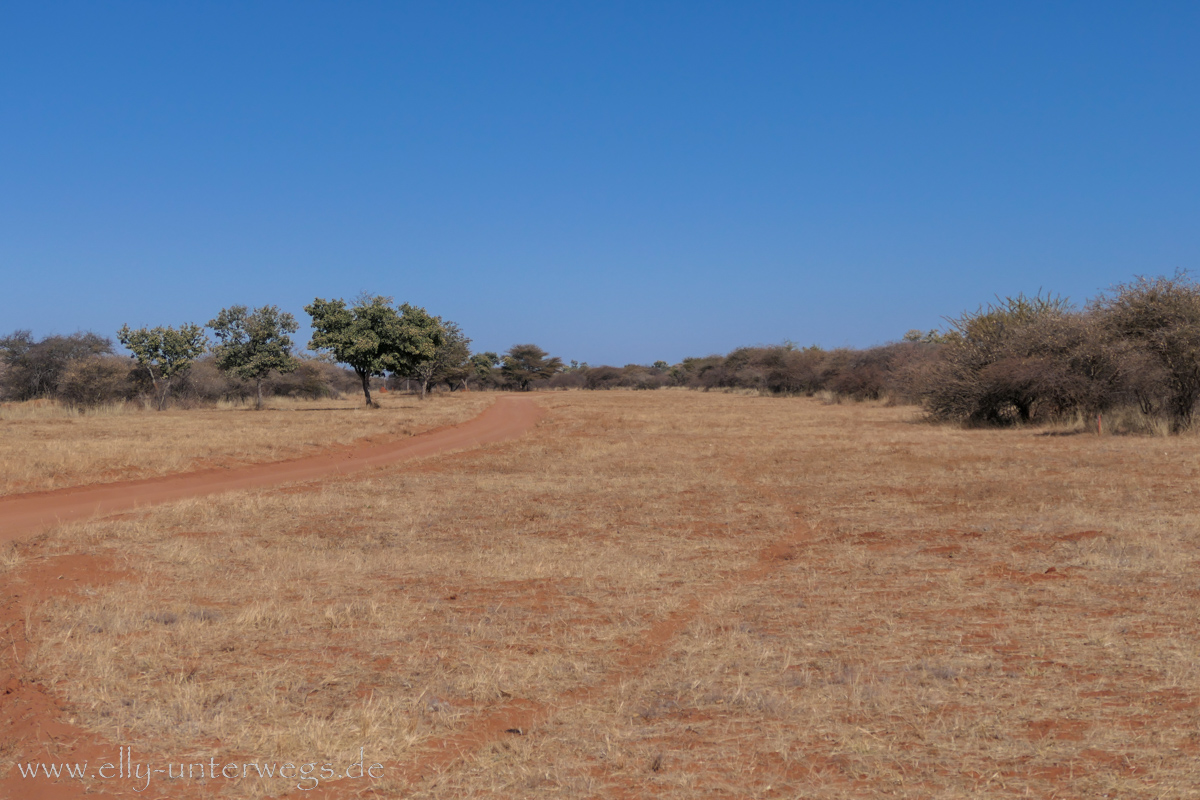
top-left (256, 379), bottom-right (263, 410)
top-left (156, 378), bottom-right (170, 411)
top-left (357, 369), bottom-right (374, 407)
top-left (420, 378), bottom-right (429, 399)
top-left (147, 367), bottom-right (167, 411)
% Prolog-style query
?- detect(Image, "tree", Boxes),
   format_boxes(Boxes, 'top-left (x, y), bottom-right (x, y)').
top-left (467, 352), bottom-right (500, 389)
top-left (501, 344), bottom-right (563, 391)
top-left (58, 356), bottom-right (132, 407)
top-left (305, 295), bottom-right (443, 407)
top-left (409, 319), bottom-right (470, 397)
top-left (117, 323), bottom-right (208, 409)
top-left (903, 329), bottom-right (951, 344)
top-left (1093, 273), bottom-right (1200, 430)
top-left (0, 330), bottom-right (114, 401)
top-left (393, 303), bottom-right (447, 397)
top-left (920, 293), bottom-right (1072, 424)
top-left (207, 305), bottom-right (300, 409)
top-left (919, 292), bottom-right (1147, 426)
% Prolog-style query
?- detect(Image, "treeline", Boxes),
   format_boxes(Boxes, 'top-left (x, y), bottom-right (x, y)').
top-left (0, 294), bottom-right (567, 409)
top-left (543, 273), bottom-right (1200, 433)
top-left (5, 274), bottom-right (1200, 432)
top-left (544, 341), bottom-right (939, 400)
top-left (0, 330), bottom-right (362, 408)
top-left (923, 274), bottom-right (1200, 431)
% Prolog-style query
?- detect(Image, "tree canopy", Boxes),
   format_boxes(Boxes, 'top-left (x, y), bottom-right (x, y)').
top-left (208, 305), bottom-right (300, 409)
top-left (501, 344), bottom-right (563, 391)
top-left (305, 295), bottom-right (443, 406)
top-left (1093, 273), bottom-right (1200, 429)
top-left (409, 319), bottom-right (470, 397)
top-left (117, 323), bottom-right (208, 409)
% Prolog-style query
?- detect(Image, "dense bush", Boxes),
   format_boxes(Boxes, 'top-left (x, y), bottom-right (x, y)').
top-left (1092, 273), bottom-right (1200, 430)
top-left (173, 357), bottom-right (359, 404)
top-left (8, 273), bottom-right (1200, 432)
top-left (0, 330), bottom-right (114, 401)
top-left (0, 330), bottom-right (359, 407)
top-left (553, 275), bottom-right (1200, 434)
top-left (57, 355), bottom-right (135, 406)
top-left (558, 343), bottom-right (937, 401)
top-left (268, 360), bottom-right (360, 399)
top-left (919, 289), bottom-right (1193, 428)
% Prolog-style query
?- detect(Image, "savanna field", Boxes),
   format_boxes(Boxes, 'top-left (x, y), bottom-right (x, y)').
top-left (3, 390), bottom-right (1200, 799)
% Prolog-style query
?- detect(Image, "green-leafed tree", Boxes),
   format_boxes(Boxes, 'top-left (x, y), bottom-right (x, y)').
top-left (468, 351), bottom-right (501, 388)
top-left (501, 344), bottom-right (563, 391)
top-left (208, 305), bottom-right (300, 409)
top-left (117, 323), bottom-right (208, 410)
top-left (394, 303), bottom-right (446, 395)
top-left (409, 319), bottom-right (470, 397)
top-left (305, 295), bottom-right (444, 407)
top-left (305, 295), bottom-right (399, 407)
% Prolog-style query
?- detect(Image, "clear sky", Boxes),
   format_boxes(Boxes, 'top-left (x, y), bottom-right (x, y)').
top-left (3, 2), bottom-right (1199, 365)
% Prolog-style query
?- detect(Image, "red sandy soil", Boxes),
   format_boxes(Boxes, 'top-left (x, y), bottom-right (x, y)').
top-left (1, 500), bottom-right (820, 800)
top-left (0, 397), bottom-right (542, 546)
top-left (1, 397), bottom-right (542, 800)
top-left (6, 394), bottom-right (1196, 798)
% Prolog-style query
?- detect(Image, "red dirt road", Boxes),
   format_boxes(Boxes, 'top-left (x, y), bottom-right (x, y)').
top-left (0, 397), bottom-right (542, 545)
top-left (1, 397), bottom-right (542, 800)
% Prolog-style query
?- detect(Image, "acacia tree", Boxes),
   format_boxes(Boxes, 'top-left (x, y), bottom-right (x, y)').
top-left (305, 295), bottom-right (443, 407)
top-left (922, 293), bottom-right (1073, 424)
top-left (501, 344), bottom-right (563, 391)
top-left (117, 323), bottom-right (208, 409)
top-left (410, 319), bottom-right (470, 397)
top-left (208, 305), bottom-right (300, 409)
top-left (468, 351), bottom-right (501, 389)
top-left (1093, 273), bottom-right (1200, 430)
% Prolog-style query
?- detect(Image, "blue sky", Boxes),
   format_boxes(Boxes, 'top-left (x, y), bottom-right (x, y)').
top-left (3, 2), bottom-right (1199, 364)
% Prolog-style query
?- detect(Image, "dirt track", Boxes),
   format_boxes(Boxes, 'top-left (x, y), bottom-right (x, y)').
top-left (7, 392), bottom-right (1197, 798)
top-left (1, 397), bottom-right (543, 800)
top-left (0, 397), bottom-right (542, 545)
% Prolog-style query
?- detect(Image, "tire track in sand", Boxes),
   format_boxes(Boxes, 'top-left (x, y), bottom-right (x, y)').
top-left (0, 397), bottom-right (543, 800)
top-left (0, 396), bottom-right (543, 545)
top-left (394, 501), bottom-right (815, 786)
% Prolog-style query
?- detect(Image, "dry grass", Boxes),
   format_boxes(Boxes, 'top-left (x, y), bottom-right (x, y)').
top-left (0, 393), bottom-right (493, 496)
top-left (11, 390), bottom-right (1200, 798)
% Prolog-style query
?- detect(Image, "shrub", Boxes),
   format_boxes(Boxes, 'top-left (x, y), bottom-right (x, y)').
top-left (1092, 273), bottom-right (1200, 430)
top-left (58, 355), bottom-right (134, 407)
top-left (764, 347), bottom-right (826, 395)
top-left (583, 366), bottom-right (623, 389)
top-left (0, 330), bottom-right (114, 401)
top-left (923, 294), bottom-right (1074, 424)
top-left (267, 360), bottom-right (357, 399)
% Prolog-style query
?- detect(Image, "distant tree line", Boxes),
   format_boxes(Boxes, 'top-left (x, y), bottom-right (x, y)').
top-left (5, 273), bottom-right (1200, 432)
top-left (0, 293), bottom-right (570, 409)
top-left (543, 273), bottom-right (1200, 434)
top-left (543, 340), bottom-right (942, 400)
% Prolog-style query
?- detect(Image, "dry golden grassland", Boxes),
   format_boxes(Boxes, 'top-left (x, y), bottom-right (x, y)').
top-left (0, 394), bottom-right (492, 495)
top-left (10, 390), bottom-right (1200, 798)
